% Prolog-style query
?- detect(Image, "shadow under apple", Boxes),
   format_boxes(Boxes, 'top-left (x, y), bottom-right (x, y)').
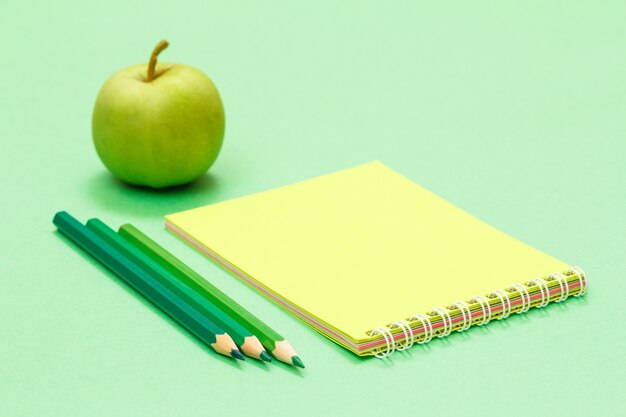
top-left (83, 171), bottom-right (227, 218)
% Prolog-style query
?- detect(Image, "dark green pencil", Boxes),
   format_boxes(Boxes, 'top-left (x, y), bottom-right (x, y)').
top-left (86, 218), bottom-right (268, 362)
top-left (119, 223), bottom-right (304, 368)
top-left (52, 211), bottom-right (241, 359)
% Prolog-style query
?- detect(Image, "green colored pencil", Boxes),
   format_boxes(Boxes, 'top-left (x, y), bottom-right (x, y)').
top-left (86, 218), bottom-right (267, 362)
top-left (119, 223), bottom-right (304, 368)
top-left (52, 211), bottom-right (241, 359)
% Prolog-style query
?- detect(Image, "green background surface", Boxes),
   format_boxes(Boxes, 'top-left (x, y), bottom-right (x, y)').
top-left (1, 1), bottom-right (625, 416)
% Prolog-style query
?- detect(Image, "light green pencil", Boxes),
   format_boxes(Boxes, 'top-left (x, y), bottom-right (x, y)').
top-left (119, 224), bottom-right (304, 368)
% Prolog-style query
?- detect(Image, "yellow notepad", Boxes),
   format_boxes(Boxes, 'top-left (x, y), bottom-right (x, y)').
top-left (166, 162), bottom-right (587, 357)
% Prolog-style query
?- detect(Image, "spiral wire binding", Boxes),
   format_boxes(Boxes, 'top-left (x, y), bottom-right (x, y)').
top-left (569, 267), bottom-right (587, 296)
top-left (549, 272), bottom-right (569, 302)
top-left (560, 272), bottom-right (571, 299)
top-left (409, 313), bottom-right (434, 344)
top-left (492, 289), bottom-right (512, 319)
top-left (530, 277), bottom-right (550, 307)
top-left (370, 327), bottom-right (395, 358)
top-left (548, 273), bottom-right (565, 302)
top-left (431, 307), bottom-right (453, 338)
top-left (391, 320), bottom-right (413, 351)
top-left (473, 295), bottom-right (492, 325)
top-left (369, 267), bottom-right (587, 358)
top-left (511, 283), bottom-right (531, 314)
top-left (451, 301), bottom-right (472, 331)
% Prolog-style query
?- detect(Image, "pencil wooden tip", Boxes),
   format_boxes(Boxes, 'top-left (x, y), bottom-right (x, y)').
top-left (241, 336), bottom-right (268, 361)
top-left (272, 340), bottom-right (303, 367)
top-left (212, 333), bottom-right (239, 358)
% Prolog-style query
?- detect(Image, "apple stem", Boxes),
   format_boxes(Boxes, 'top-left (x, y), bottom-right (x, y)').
top-left (147, 40), bottom-right (169, 82)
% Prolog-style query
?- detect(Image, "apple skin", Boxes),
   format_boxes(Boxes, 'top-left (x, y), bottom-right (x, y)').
top-left (92, 62), bottom-right (225, 188)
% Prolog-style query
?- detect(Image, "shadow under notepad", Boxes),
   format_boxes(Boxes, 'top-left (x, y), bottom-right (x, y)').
top-left (342, 297), bottom-right (590, 366)
top-left (83, 171), bottom-right (224, 218)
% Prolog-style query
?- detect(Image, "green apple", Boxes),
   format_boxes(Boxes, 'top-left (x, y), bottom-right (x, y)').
top-left (92, 40), bottom-right (225, 188)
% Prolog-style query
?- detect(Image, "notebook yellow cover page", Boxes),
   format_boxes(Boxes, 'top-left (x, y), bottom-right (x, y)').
top-left (165, 162), bottom-right (587, 357)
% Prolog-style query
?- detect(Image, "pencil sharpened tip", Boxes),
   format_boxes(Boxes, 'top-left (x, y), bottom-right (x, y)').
top-left (231, 349), bottom-right (245, 361)
top-left (260, 351), bottom-right (272, 362)
top-left (292, 356), bottom-right (305, 369)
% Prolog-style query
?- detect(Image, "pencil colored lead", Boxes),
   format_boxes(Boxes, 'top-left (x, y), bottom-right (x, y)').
top-left (292, 356), bottom-right (305, 369)
top-left (231, 349), bottom-right (245, 361)
top-left (260, 351), bottom-right (272, 362)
